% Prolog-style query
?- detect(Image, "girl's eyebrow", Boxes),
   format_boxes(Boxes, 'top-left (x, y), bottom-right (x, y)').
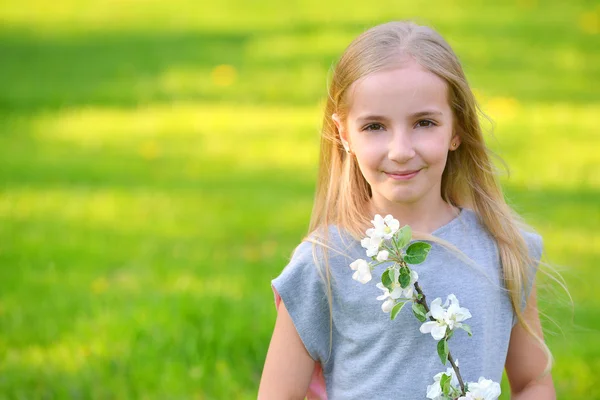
top-left (356, 115), bottom-right (391, 124)
top-left (409, 110), bottom-right (444, 118)
top-left (356, 110), bottom-right (443, 123)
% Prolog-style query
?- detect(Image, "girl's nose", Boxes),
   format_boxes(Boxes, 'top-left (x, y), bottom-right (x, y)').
top-left (388, 129), bottom-right (416, 162)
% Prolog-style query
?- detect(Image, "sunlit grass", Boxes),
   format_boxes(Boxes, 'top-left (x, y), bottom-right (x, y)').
top-left (18, 99), bottom-right (600, 188)
top-left (0, 0), bottom-right (598, 398)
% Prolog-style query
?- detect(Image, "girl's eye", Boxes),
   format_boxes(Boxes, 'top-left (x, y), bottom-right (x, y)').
top-left (416, 120), bottom-right (436, 128)
top-left (363, 123), bottom-right (385, 131)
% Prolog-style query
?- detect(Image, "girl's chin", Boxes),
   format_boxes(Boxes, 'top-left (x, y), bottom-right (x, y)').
top-left (378, 191), bottom-right (423, 204)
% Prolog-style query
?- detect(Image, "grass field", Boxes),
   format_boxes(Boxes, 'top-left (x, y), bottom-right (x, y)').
top-left (0, 1), bottom-right (599, 398)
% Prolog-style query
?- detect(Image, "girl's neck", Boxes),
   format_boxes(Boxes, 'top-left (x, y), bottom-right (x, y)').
top-left (366, 198), bottom-right (460, 235)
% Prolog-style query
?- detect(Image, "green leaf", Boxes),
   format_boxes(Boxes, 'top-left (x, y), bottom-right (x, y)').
top-left (390, 301), bottom-right (407, 320)
top-left (396, 225), bottom-right (412, 249)
top-left (399, 266), bottom-right (411, 288)
top-left (440, 373), bottom-right (452, 396)
top-left (404, 242), bottom-right (432, 264)
top-left (412, 302), bottom-right (428, 322)
top-left (437, 339), bottom-right (449, 365)
top-left (446, 328), bottom-right (455, 341)
top-left (381, 269), bottom-right (393, 291)
top-left (461, 324), bottom-right (473, 337)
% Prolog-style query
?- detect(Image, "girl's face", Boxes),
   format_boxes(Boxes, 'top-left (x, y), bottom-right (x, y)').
top-left (333, 58), bottom-right (460, 210)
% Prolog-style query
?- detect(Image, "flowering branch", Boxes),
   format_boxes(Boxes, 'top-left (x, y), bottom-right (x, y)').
top-left (414, 281), bottom-right (465, 394)
top-left (349, 214), bottom-right (501, 400)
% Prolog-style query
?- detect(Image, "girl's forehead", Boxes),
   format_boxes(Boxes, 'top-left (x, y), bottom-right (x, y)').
top-left (347, 63), bottom-right (450, 118)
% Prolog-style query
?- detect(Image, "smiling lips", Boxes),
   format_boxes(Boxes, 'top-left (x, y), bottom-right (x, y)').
top-left (385, 169), bottom-right (421, 180)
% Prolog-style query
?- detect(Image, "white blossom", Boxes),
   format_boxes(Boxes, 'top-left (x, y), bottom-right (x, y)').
top-left (399, 268), bottom-right (419, 298)
top-left (375, 268), bottom-right (418, 312)
top-left (376, 281), bottom-right (402, 301)
top-left (426, 361), bottom-right (460, 400)
top-left (420, 294), bottom-right (472, 341)
top-left (442, 294), bottom-right (472, 330)
top-left (360, 235), bottom-right (384, 257)
top-left (381, 297), bottom-right (396, 313)
top-left (458, 377), bottom-right (501, 400)
top-left (349, 259), bottom-right (372, 284)
top-left (370, 214), bottom-right (400, 239)
top-left (376, 250), bottom-right (389, 262)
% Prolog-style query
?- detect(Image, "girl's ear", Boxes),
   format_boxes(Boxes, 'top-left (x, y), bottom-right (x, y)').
top-left (332, 113), bottom-right (351, 152)
top-left (449, 134), bottom-right (461, 151)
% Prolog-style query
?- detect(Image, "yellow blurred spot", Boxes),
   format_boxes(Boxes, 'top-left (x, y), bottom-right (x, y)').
top-left (215, 359), bottom-right (230, 377)
top-left (242, 244), bottom-right (260, 262)
top-left (189, 365), bottom-right (202, 380)
top-left (6, 341), bottom-right (95, 373)
top-left (485, 96), bottom-right (520, 120)
top-left (554, 49), bottom-right (584, 71)
top-left (472, 88), bottom-right (486, 104)
top-left (261, 240), bottom-right (278, 258)
top-left (211, 64), bottom-right (237, 87)
top-left (579, 11), bottom-right (599, 35)
top-left (114, 270), bottom-right (140, 292)
top-left (91, 277), bottom-right (108, 294)
top-left (139, 140), bottom-right (160, 160)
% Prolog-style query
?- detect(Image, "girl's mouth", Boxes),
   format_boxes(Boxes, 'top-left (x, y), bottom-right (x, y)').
top-left (385, 170), bottom-right (420, 180)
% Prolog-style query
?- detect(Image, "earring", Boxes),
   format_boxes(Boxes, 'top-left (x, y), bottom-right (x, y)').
top-left (452, 142), bottom-right (457, 148)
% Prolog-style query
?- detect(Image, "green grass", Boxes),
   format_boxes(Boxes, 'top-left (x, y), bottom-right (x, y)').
top-left (0, 0), bottom-right (599, 398)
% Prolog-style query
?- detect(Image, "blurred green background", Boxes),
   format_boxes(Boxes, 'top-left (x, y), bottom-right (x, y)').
top-left (0, 0), bottom-right (598, 398)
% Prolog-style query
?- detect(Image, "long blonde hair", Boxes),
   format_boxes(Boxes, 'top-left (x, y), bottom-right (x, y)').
top-left (299, 20), bottom-right (562, 376)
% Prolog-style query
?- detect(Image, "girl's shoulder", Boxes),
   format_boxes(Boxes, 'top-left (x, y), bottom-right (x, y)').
top-left (458, 207), bottom-right (543, 251)
top-left (299, 224), bottom-right (360, 258)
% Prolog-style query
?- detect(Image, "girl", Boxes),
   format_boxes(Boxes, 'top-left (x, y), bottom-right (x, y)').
top-left (259, 21), bottom-right (556, 399)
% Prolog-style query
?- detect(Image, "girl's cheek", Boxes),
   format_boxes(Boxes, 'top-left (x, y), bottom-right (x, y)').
top-left (415, 135), bottom-right (448, 154)
top-left (360, 147), bottom-right (383, 164)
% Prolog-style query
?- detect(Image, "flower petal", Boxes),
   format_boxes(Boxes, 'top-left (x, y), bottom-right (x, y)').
top-left (431, 324), bottom-right (447, 341)
top-left (386, 217), bottom-right (400, 234)
top-left (389, 286), bottom-right (404, 299)
top-left (351, 261), bottom-right (372, 284)
top-left (426, 381), bottom-right (443, 399)
top-left (430, 302), bottom-right (445, 320)
top-left (455, 307), bottom-right (472, 322)
top-left (349, 259), bottom-right (365, 271)
top-left (381, 298), bottom-right (395, 313)
top-left (419, 321), bottom-right (437, 334)
top-left (376, 286), bottom-right (390, 299)
top-left (360, 237), bottom-right (371, 249)
top-left (376, 250), bottom-right (389, 262)
top-left (402, 286), bottom-right (414, 299)
top-left (447, 293), bottom-right (459, 306)
top-left (410, 269), bottom-right (419, 282)
top-left (372, 214), bottom-right (384, 230)
top-left (366, 246), bottom-right (378, 257)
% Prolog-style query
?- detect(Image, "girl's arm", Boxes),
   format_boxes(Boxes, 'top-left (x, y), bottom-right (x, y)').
top-left (504, 282), bottom-right (556, 399)
top-left (258, 300), bottom-right (315, 400)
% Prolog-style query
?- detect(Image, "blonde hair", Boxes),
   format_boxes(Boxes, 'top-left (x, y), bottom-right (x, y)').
top-left (295, 20), bottom-right (566, 377)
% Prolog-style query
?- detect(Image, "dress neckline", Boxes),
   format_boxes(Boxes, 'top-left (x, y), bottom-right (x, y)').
top-left (430, 206), bottom-right (465, 237)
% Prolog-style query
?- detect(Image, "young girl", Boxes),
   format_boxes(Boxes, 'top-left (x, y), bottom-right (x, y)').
top-left (258, 21), bottom-right (556, 399)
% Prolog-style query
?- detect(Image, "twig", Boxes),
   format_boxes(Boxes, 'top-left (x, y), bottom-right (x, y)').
top-left (414, 281), bottom-right (466, 395)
